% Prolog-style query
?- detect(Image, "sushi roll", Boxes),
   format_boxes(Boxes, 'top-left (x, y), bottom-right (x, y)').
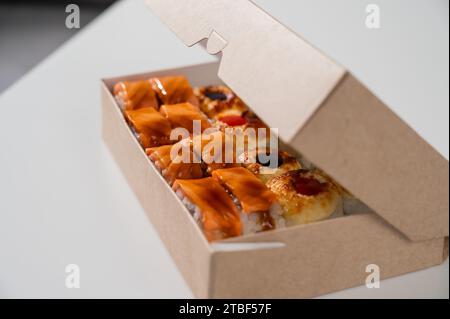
top-left (173, 178), bottom-right (242, 242)
top-left (194, 85), bottom-right (248, 119)
top-left (238, 150), bottom-right (302, 184)
top-left (267, 169), bottom-right (343, 226)
top-left (304, 168), bottom-right (373, 216)
top-left (212, 167), bottom-right (284, 234)
top-left (113, 79), bottom-right (159, 111)
top-left (151, 76), bottom-right (199, 107)
top-left (214, 110), bottom-right (269, 134)
top-left (194, 86), bottom-right (271, 152)
top-left (214, 113), bottom-right (273, 163)
top-left (146, 143), bottom-right (205, 185)
top-left (124, 107), bottom-right (173, 148)
top-left (160, 103), bottom-right (212, 134)
top-left (190, 129), bottom-right (240, 173)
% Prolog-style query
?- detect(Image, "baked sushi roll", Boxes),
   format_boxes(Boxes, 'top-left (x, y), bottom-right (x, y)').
top-left (213, 110), bottom-right (269, 135)
top-left (214, 113), bottom-right (273, 161)
top-left (173, 178), bottom-right (242, 242)
top-left (267, 169), bottom-right (343, 226)
top-left (151, 76), bottom-right (199, 107)
top-left (160, 103), bottom-right (212, 134)
top-left (113, 79), bottom-right (159, 111)
top-left (146, 144), bottom-right (204, 185)
top-left (194, 85), bottom-right (248, 119)
top-left (238, 150), bottom-right (302, 183)
top-left (125, 108), bottom-right (173, 148)
top-left (191, 126), bottom-right (266, 170)
top-left (212, 167), bottom-right (284, 233)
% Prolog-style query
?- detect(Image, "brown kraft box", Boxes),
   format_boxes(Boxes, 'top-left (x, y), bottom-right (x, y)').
top-left (100, 0), bottom-right (449, 298)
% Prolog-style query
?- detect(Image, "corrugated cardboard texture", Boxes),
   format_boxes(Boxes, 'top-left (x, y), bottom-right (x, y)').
top-left (145, 0), bottom-right (346, 142)
top-left (213, 213), bottom-right (446, 298)
top-left (292, 74), bottom-right (449, 241)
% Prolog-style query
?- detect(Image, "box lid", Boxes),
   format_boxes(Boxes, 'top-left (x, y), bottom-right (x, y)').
top-left (145, 0), bottom-right (449, 241)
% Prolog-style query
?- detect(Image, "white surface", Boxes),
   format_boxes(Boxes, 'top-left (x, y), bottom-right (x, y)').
top-left (0, 4), bottom-right (102, 92)
top-left (0, 0), bottom-right (448, 298)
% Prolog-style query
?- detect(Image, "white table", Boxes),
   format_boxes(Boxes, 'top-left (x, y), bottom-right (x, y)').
top-left (0, 0), bottom-right (448, 298)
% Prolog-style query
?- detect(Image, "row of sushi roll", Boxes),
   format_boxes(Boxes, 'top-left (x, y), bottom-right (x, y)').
top-left (113, 76), bottom-right (371, 242)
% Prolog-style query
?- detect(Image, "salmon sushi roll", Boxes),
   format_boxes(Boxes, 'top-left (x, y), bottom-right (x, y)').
top-left (186, 129), bottom-right (240, 173)
top-left (146, 143), bottom-right (204, 185)
top-left (124, 107), bottom-right (173, 148)
top-left (212, 167), bottom-right (284, 234)
top-left (113, 79), bottom-right (159, 111)
top-left (151, 76), bottom-right (199, 107)
top-left (173, 178), bottom-right (242, 242)
top-left (160, 103), bottom-right (212, 134)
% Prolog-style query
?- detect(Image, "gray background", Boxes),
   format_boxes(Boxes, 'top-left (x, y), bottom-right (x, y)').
top-left (0, 1), bottom-right (113, 92)
top-left (0, 0), bottom-right (448, 298)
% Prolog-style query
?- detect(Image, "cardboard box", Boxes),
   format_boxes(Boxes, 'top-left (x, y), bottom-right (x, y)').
top-left (101, 0), bottom-right (449, 298)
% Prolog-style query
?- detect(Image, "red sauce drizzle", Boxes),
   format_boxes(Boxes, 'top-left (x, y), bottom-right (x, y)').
top-left (218, 115), bottom-right (248, 127)
top-left (294, 177), bottom-right (327, 196)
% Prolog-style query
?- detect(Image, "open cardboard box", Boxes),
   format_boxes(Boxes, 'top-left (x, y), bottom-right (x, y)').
top-left (101, 0), bottom-right (449, 298)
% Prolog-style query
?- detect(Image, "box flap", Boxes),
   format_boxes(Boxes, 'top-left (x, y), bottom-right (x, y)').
top-left (291, 73), bottom-right (449, 241)
top-left (145, 0), bottom-right (449, 241)
top-left (145, 0), bottom-right (346, 142)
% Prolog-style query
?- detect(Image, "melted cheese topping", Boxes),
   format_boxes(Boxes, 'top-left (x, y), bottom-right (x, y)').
top-left (194, 85), bottom-right (247, 119)
top-left (267, 169), bottom-right (342, 225)
top-left (239, 150), bottom-right (302, 184)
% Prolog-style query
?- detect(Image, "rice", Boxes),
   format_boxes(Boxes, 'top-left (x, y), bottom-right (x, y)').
top-left (269, 203), bottom-right (286, 228)
top-left (240, 202), bottom-right (286, 235)
top-left (241, 212), bottom-right (261, 235)
top-left (175, 189), bottom-right (203, 226)
top-left (176, 187), bottom-right (283, 237)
